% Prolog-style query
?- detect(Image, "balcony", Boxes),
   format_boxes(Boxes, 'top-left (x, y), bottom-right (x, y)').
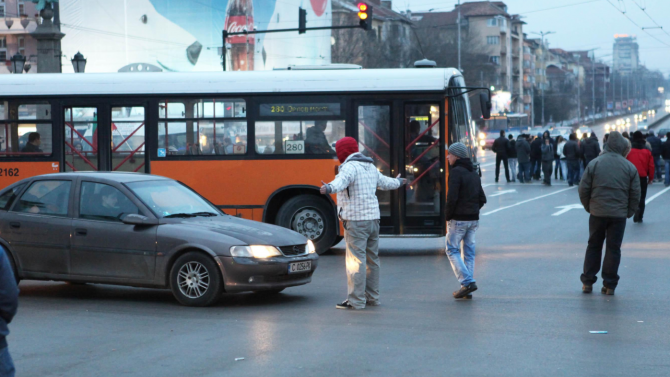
top-left (500, 44), bottom-right (507, 55)
top-left (0, 16), bottom-right (38, 35)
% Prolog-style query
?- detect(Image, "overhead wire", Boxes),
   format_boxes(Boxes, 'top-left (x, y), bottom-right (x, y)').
top-left (628, 0), bottom-right (670, 39)
top-left (604, 0), bottom-right (670, 47)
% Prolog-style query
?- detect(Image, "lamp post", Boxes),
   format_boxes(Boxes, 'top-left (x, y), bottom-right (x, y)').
top-left (532, 31), bottom-right (555, 127)
top-left (10, 53), bottom-right (26, 74)
top-left (71, 51), bottom-right (87, 73)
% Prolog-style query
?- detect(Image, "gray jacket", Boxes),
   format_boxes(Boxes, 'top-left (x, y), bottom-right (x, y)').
top-left (541, 142), bottom-right (554, 162)
top-left (579, 132), bottom-right (641, 219)
top-left (515, 138), bottom-right (531, 163)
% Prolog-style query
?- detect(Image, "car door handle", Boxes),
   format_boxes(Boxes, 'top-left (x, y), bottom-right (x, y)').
top-left (9, 222), bottom-right (20, 229)
top-left (75, 228), bottom-right (88, 236)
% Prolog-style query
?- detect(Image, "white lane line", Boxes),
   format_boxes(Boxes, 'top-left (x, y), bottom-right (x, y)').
top-left (482, 183), bottom-right (496, 188)
top-left (646, 185), bottom-right (670, 204)
top-left (480, 162), bottom-right (496, 167)
top-left (489, 189), bottom-right (517, 197)
top-left (482, 186), bottom-right (577, 216)
top-left (551, 203), bottom-right (583, 216)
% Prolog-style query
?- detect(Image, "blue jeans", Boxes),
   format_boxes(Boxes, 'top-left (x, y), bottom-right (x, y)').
top-left (665, 161), bottom-right (670, 186)
top-left (560, 159), bottom-right (568, 180)
top-left (653, 156), bottom-right (662, 180)
top-left (445, 220), bottom-right (478, 287)
top-left (567, 160), bottom-right (580, 185)
top-left (0, 347), bottom-right (15, 377)
top-left (508, 158), bottom-right (517, 182)
top-left (517, 161), bottom-right (531, 182)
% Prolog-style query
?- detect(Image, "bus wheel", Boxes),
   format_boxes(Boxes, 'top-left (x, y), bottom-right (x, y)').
top-left (276, 195), bottom-right (336, 255)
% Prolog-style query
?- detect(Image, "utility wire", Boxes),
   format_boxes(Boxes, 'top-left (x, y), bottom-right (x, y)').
top-left (605, 0), bottom-right (670, 47)
top-left (519, 0), bottom-right (603, 15)
top-left (628, 0), bottom-right (670, 39)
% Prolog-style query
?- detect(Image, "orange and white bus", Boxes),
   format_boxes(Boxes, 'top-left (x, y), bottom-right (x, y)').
top-left (0, 66), bottom-right (489, 253)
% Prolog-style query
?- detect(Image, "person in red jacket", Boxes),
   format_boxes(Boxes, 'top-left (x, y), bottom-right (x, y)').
top-left (627, 131), bottom-right (654, 223)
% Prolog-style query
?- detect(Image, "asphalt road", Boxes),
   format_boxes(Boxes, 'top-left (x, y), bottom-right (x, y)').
top-left (11, 149), bottom-right (670, 377)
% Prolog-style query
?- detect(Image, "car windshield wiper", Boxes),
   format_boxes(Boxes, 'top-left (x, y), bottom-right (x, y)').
top-left (190, 212), bottom-right (218, 217)
top-left (164, 213), bottom-right (197, 218)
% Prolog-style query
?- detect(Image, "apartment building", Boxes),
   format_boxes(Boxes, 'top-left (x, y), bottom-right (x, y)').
top-left (0, 0), bottom-right (39, 73)
top-left (613, 34), bottom-right (639, 74)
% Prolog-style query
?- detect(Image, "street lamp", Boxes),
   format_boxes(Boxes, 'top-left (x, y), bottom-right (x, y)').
top-left (532, 31), bottom-right (555, 127)
top-left (10, 53), bottom-right (26, 74)
top-left (71, 51), bottom-right (87, 73)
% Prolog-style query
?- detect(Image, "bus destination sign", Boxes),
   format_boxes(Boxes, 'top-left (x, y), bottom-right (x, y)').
top-left (260, 103), bottom-right (341, 117)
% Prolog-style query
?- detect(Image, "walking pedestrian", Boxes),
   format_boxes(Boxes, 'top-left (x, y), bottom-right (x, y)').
top-left (564, 133), bottom-right (581, 186)
top-left (627, 131), bottom-right (654, 223)
top-left (507, 134), bottom-right (517, 183)
top-left (492, 130), bottom-right (510, 183)
top-left (0, 246), bottom-right (18, 377)
top-left (530, 132), bottom-right (543, 180)
top-left (557, 136), bottom-right (567, 181)
top-left (579, 131), bottom-right (640, 295)
top-left (579, 132), bottom-right (588, 179)
top-left (320, 137), bottom-right (406, 310)
top-left (515, 134), bottom-right (531, 183)
top-left (445, 142), bottom-right (487, 299)
top-left (662, 132), bottom-right (670, 187)
top-left (541, 136), bottom-right (554, 186)
top-left (603, 133), bottom-right (609, 149)
top-left (580, 131), bottom-right (601, 168)
top-left (646, 131), bottom-right (663, 182)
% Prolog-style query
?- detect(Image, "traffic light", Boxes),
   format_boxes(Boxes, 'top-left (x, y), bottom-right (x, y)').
top-left (357, 3), bottom-right (373, 31)
top-left (298, 7), bottom-right (307, 34)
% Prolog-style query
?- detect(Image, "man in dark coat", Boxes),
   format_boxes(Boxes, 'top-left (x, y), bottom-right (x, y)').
top-left (530, 132), bottom-right (543, 180)
top-left (515, 134), bottom-right (531, 183)
top-left (563, 133), bottom-right (581, 186)
top-left (0, 246), bottom-right (19, 377)
top-left (580, 131), bottom-right (602, 167)
top-left (445, 142), bottom-right (487, 299)
top-left (646, 131), bottom-right (663, 182)
top-left (507, 134), bottom-right (517, 183)
top-left (662, 132), bottom-right (670, 187)
top-left (492, 130), bottom-right (510, 183)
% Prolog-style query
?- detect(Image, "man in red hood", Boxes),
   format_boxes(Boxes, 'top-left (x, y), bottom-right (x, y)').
top-left (320, 137), bottom-right (406, 310)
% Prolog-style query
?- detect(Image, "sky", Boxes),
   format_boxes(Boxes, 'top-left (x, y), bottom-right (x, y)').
top-left (396, 0), bottom-right (670, 74)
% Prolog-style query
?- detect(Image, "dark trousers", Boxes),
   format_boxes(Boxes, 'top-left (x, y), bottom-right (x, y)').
top-left (581, 215), bottom-right (626, 289)
top-left (554, 157), bottom-right (562, 179)
top-left (653, 155), bottom-right (662, 180)
top-left (530, 158), bottom-right (541, 179)
top-left (542, 160), bottom-right (552, 184)
top-left (517, 161), bottom-right (531, 183)
top-left (567, 160), bottom-right (580, 185)
top-left (495, 154), bottom-right (510, 182)
top-left (636, 176), bottom-right (648, 221)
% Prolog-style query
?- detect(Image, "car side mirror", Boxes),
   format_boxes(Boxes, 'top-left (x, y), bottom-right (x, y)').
top-left (121, 213), bottom-right (159, 226)
top-left (479, 92), bottom-right (492, 120)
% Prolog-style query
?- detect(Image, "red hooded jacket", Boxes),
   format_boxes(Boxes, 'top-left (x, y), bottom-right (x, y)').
top-left (627, 145), bottom-right (655, 180)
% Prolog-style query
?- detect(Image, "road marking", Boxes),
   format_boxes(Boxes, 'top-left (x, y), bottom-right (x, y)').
top-left (482, 186), bottom-right (577, 216)
top-left (489, 189), bottom-right (517, 197)
top-left (551, 203), bottom-right (583, 216)
top-left (646, 185), bottom-right (670, 204)
top-left (482, 183), bottom-right (496, 188)
top-left (480, 162), bottom-right (496, 167)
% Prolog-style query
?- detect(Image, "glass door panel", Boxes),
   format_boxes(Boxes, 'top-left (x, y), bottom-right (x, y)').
top-left (357, 105), bottom-right (392, 217)
top-left (404, 104), bottom-right (441, 220)
top-left (64, 107), bottom-right (99, 172)
top-left (111, 106), bottom-right (146, 172)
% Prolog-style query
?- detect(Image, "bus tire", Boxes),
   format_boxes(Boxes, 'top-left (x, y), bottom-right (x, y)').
top-left (276, 195), bottom-right (336, 255)
top-left (332, 236), bottom-right (344, 247)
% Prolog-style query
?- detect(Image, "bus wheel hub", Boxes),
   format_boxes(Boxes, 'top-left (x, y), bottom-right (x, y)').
top-left (292, 208), bottom-right (323, 240)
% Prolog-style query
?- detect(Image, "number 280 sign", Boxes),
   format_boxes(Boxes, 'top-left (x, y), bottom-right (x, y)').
top-left (284, 140), bottom-right (304, 154)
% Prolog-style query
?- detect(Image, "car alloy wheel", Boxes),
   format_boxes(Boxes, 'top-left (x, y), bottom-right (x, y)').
top-left (177, 261), bottom-right (210, 299)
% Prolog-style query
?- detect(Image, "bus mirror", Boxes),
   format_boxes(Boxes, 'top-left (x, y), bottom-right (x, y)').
top-left (479, 92), bottom-right (492, 120)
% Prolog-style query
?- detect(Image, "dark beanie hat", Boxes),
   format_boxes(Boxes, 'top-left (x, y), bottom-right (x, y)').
top-left (336, 137), bottom-right (359, 163)
top-left (632, 131), bottom-right (644, 141)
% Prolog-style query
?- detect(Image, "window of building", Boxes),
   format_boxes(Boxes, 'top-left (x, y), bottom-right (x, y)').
top-left (487, 36), bottom-right (500, 45)
top-left (79, 182), bottom-right (139, 222)
top-left (17, 0), bottom-right (24, 16)
top-left (17, 37), bottom-right (25, 56)
top-left (13, 180), bottom-right (71, 216)
top-left (487, 18), bottom-right (497, 27)
top-left (0, 36), bottom-right (6, 62)
top-left (0, 3), bottom-right (5, 18)
top-left (536, 68), bottom-right (543, 76)
top-left (489, 56), bottom-right (500, 65)
top-left (0, 101), bottom-right (53, 157)
top-left (254, 120), bottom-right (345, 155)
top-left (157, 98), bottom-right (247, 156)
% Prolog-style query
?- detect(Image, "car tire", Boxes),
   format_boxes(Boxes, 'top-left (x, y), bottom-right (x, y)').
top-left (276, 195), bottom-right (336, 255)
top-left (170, 252), bottom-right (223, 307)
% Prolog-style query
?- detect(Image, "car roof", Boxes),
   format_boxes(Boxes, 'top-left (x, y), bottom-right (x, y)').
top-left (30, 172), bottom-right (172, 183)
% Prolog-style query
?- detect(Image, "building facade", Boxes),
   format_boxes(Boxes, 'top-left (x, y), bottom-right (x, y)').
top-left (0, 0), bottom-right (39, 73)
top-left (613, 34), bottom-right (639, 74)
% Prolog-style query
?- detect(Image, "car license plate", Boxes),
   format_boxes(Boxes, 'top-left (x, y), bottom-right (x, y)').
top-left (288, 261), bottom-right (311, 274)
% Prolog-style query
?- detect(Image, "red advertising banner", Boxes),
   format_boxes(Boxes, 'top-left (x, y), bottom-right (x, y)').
top-left (224, 16), bottom-right (255, 44)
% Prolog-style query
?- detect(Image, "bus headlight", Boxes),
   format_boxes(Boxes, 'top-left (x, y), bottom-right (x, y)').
top-left (479, 140), bottom-right (486, 146)
top-left (478, 133), bottom-right (486, 140)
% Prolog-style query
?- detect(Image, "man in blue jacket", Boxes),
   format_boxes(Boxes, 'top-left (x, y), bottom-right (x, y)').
top-left (0, 246), bottom-right (18, 377)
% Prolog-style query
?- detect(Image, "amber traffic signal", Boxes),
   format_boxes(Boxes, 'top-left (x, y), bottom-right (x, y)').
top-left (357, 3), bottom-right (372, 30)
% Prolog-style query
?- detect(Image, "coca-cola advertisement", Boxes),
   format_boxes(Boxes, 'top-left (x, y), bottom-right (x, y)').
top-left (58, 0), bottom-right (332, 72)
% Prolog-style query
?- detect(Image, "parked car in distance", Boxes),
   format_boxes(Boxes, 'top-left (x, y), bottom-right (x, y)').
top-left (0, 172), bottom-right (318, 306)
top-left (549, 127), bottom-right (572, 140)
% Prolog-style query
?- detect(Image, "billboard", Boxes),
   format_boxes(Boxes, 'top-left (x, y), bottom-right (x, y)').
top-left (491, 91), bottom-right (512, 115)
top-left (59, 0), bottom-right (332, 73)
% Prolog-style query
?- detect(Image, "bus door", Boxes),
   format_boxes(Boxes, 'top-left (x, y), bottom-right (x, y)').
top-left (63, 105), bottom-right (103, 172)
top-left (356, 103), bottom-right (396, 232)
top-left (109, 105), bottom-right (147, 173)
top-left (403, 103), bottom-right (443, 233)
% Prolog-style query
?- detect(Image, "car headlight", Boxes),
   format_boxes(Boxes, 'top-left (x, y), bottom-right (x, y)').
top-left (479, 139), bottom-right (486, 146)
top-left (307, 240), bottom-right (316, 254)
top-left (478, 133), bottom-right (486, 140)
top-left (230, 245), bottom-right (282, 258)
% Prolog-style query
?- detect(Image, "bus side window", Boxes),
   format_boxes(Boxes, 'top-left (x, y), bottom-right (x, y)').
top-left (0, 101), bottom-right (53, 158)
top-left (254, 120), bottom-right (344, 156)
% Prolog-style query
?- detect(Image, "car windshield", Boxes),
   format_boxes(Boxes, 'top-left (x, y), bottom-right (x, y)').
top-left (126, 180), bottom-right (220, 218)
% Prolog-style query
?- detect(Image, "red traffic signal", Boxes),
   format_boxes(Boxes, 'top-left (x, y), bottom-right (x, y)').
top-left (357, 3), bottom-right (372, 30)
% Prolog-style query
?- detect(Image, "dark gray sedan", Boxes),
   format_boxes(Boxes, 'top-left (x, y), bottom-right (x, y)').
top-left (0, 173), bottom-right (318, 306)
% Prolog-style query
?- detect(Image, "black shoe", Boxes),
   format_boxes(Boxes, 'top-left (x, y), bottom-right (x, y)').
top-left (453, 283), bottom-right (478, 299)
top-left (601, 286), bottom-right (615, 295)
top-left (336, 300), bottom-right (361, 310)
top-left (568, 183), bottom-right (574, 187)
top-left (507, 179), bottom-right (511, 183)
top-left (495, 178), bottom-right (499, 183)
top-left (582, 284), bottom-right (593, 293)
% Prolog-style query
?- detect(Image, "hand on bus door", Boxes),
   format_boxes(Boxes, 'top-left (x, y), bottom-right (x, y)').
top-left (320, 181), bottom-right (329, 195)
top-left (396, 174), bottom-right (407, 186)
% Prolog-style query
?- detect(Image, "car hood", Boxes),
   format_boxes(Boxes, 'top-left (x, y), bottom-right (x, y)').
top-left (161, 215), bottom-right (307, 247)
